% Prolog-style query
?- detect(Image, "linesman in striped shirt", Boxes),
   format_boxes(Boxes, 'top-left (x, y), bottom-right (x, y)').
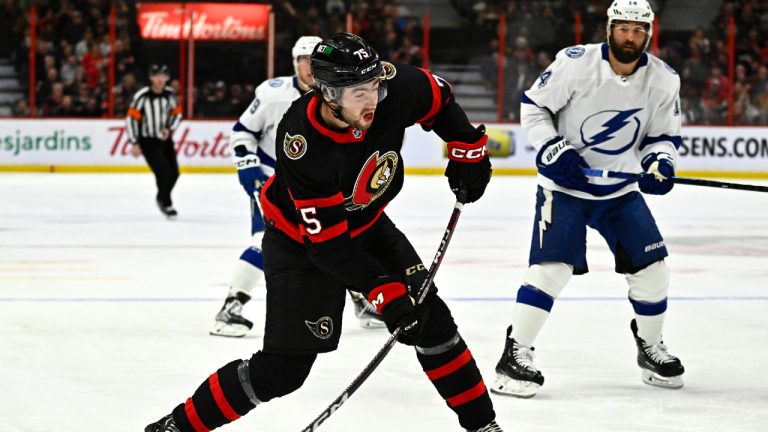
top-left (126, 64), bottom-right (183, 218)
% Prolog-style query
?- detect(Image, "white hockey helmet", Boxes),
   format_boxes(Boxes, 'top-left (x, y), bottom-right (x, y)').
top-left (607, 0), bottom-right (655, 47)
top-left (292, 36), bottom-right (323, 64)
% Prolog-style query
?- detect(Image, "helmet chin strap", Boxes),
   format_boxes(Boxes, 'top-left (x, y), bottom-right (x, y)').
top-left (323, 98), bottom-right (351, 126)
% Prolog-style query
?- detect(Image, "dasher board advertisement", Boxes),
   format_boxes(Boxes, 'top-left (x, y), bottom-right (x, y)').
top-left (1, 119), bottom-right (766, 176)
top-left (136, 3), bottom-right (270, 41)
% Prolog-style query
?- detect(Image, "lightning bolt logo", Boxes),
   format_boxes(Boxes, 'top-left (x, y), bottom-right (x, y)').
top-left (580, 108), bottom-right (643, 155)
top-left (538, 189), bottom-right (553, 250)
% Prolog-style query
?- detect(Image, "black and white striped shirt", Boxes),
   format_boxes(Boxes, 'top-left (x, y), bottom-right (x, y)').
top-left (125, 86), bottom-right (183, 143)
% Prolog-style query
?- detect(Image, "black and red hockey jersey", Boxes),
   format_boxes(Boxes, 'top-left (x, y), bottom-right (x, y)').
top-left (261, 62), bottom-right (483, 292)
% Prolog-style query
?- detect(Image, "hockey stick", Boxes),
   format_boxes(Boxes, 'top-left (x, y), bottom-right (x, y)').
top-left (583, 168), bottom-right (768, 193)
top-left (300, 188), bottom-right (470, 432)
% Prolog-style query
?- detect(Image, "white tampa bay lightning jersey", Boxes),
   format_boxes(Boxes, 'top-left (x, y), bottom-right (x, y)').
top-left (521, 43), bottom-right (682, 200)
top-left (230, 76), bottom-right (305, 176)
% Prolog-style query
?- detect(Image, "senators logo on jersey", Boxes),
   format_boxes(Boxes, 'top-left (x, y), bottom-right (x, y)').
top-left (283, 133), bottom-right (308, 160)
top-left (345, 151), bottom-right (398, 211)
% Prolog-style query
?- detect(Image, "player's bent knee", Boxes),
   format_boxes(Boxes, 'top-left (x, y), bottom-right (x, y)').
top-left (246, 351), bottom-right (317, 401)
top-left (238, 246), bottom-right (263, 268)
top-left (626, 260), bottom-right (669, 303)
top-left (523, 262), bottom-right (573, 298)
top-left (417, 293), bottom-right (459, 349)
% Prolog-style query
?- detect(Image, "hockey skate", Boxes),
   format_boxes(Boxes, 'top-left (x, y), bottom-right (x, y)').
top-left (491, 325), bottom-right (544, 398)
top-left (630, 319), bottom-right (684, 388)
top-left (348, 290), bottom-right (386, 329)
top-left (210, 295), bottom-right (254, 337)
top-left (145, 414), bottom-right (180, 432)
top-left (467, 420), bottom-right (504, 432)
top-left (156, 200), bottom-right (178, 219)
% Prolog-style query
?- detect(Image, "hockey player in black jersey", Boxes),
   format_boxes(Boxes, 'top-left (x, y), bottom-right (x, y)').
top-left (146, 33), bottom-right (502, 432)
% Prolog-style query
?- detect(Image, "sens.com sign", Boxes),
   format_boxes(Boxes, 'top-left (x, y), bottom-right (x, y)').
top-left (677, 126), bottom-right (768, 172)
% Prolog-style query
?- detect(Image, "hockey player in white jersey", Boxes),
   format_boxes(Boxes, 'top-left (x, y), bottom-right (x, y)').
top-left (492, 0), bottom-right (685, 397)
top-left (211, 36), bottom-right (384, 337)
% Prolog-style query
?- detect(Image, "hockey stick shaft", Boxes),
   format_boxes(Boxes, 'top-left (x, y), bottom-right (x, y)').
top-left (300, 189), bottom-right (469, 432)
top-left (583, 168), bottom-right (768, 193)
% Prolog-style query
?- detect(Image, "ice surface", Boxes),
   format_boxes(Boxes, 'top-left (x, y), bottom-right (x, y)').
top-left (1, 173), bottom-right (766, 432)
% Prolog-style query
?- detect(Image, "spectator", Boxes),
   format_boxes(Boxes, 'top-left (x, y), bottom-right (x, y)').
top-left (81, 42), bottom-right (104, 89)
top-left (51, 94), bottom-right (78, 117)
top-left (390, 35), bottom-right (423, 66)
top-left (13, 99), bottom-right (30, 117)
top-left (701, 79), bottom-right (727, 124)
top-left (60, 54), bottom-right (82, 86)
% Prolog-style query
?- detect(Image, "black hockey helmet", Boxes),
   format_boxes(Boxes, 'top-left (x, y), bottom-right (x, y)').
top-left (310, 33), bottom-right (384, 89)
top-left (149, 64), bottom-right (170, 77)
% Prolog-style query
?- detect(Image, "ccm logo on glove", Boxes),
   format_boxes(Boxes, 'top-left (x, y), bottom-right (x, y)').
top-left (447, 135), bottom-right (488, 163)
top-left (236, 154), bottom-right (261, 169)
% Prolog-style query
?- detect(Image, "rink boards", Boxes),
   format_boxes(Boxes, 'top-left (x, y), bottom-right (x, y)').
top-left (0, 118), bottom-right (767, 177)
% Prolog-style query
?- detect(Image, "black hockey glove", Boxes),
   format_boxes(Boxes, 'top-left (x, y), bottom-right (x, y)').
top-left (445, 133), bottom-right (492, 203)
top-left (638, 153), bottom-right (675, 195)
top-left (536, 136), bottom-right (589, 189)
top-left (368, 278), bottom-right (429, 346)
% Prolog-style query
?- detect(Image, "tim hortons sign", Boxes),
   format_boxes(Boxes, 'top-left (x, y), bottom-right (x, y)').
top-left (137, 3), bottom-right (269, 41)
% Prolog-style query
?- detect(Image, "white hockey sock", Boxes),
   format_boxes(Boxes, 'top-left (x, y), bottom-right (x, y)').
top-left (228, 258), bottom-right (263, 298)
top-left (510, 303), bottom-right (551, 348)
top-left (635, 313), bottom-right (665, 346)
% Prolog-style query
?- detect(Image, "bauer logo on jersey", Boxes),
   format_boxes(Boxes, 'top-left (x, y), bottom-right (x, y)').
top-left (283, 133), bottom-right (308, 160)
top-left (580, 108), bottom-right (643, 155)
top-left (345, 151), bottom-right (398, 211)
top-left (305, 316), bottom-right (334, 340)
top-left (565, 46), bottom-right (585, 58)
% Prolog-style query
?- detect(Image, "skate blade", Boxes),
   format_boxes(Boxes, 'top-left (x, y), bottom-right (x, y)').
top-left (490, 373), bottom-right (540, 398)
top-left (641, 369), bottom-right (683, 389)
top-left (358, 317), bottom-right (387, 329)
top-left (209, 321), bottom-right (250, 338)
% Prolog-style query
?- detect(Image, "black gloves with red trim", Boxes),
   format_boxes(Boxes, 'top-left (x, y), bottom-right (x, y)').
top-left (444, 126), bottom-right (492, 203)
top-left (367, 278), bottom-right (429, 346)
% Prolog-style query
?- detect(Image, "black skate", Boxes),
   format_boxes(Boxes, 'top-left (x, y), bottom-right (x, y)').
top-left (210, 295), bottom-right (254, 337)
top-left (348, 290), bottom-right (386, 329)
top-left (630, 319), bottom-right (684, 389)
top-left (467, 420), bottom-right (504, 432)
top-left (145, 414), bottom-right (180, 432)
top-left (491, 325), bottom-right (544, 398)
top-left (156, 200), bottom-right (178, 219)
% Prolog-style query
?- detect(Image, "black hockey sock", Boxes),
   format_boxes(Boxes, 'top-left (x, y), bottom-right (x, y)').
top-left (417, 337), bottom-right (495, 430)
top-left (171, 360), bottom-right (257, 431)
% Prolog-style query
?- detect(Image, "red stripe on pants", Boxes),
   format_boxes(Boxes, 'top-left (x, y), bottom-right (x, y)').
top-left (446, 380), bottom-right (487, 407)
top-left (184, 397), bottom-right (210, 432)
top-left (425, 348), bottom-right (472, 381)
top-left (208, 372), bottom-right (241, 422)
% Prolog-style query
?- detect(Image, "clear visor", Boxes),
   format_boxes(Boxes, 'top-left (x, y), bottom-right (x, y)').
top-left (322, 78), bottom-right (388, 108)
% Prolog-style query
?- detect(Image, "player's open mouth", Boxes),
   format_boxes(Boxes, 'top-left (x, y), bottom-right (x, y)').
top-left (363, 112), bottom-right (374, 122)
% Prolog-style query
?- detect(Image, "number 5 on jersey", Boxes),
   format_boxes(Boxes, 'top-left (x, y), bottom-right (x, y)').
top-left (300, 207), bottom-right (322, 235)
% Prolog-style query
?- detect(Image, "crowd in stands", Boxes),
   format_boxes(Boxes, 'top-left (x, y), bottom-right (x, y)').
top-left (474, 0), bottom-right (768, 125)
top-left (5, 0), bottom-right (139, 117)
top-left (2, 0), bottom-right (767, 125)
